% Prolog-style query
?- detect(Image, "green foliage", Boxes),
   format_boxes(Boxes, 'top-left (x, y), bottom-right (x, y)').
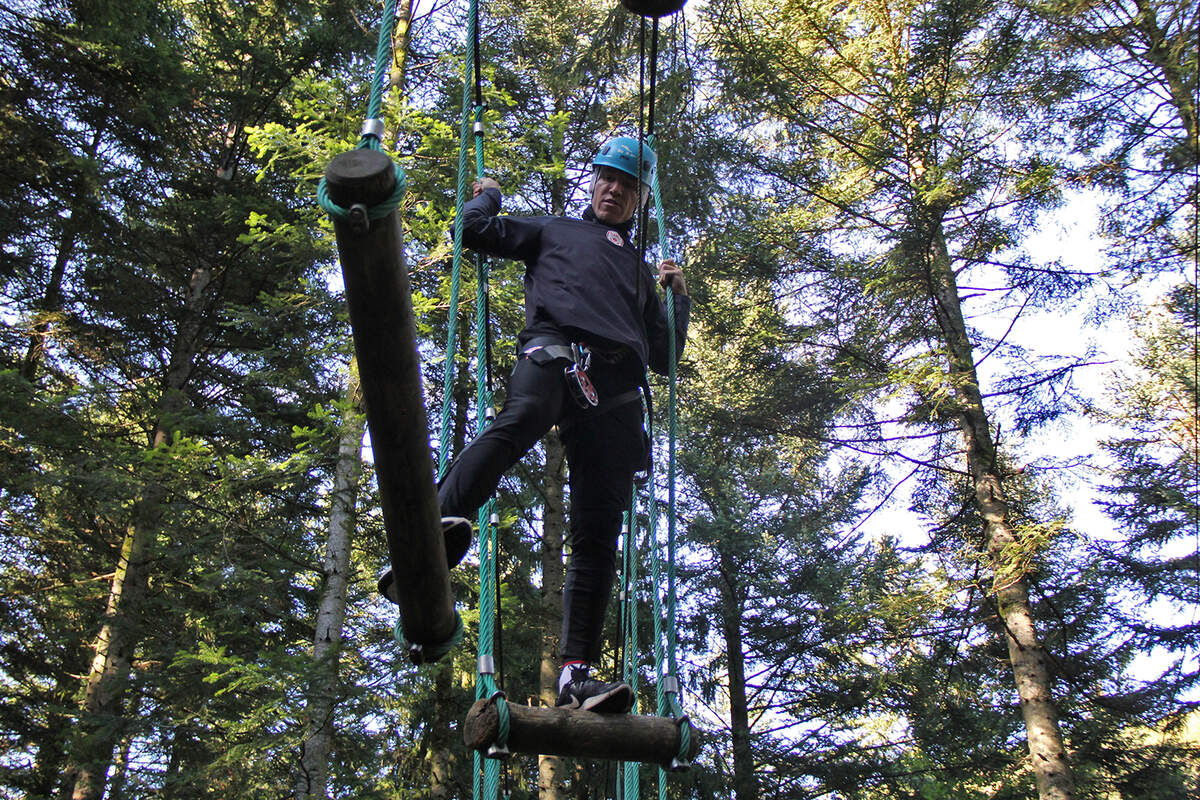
top-left (0, 0), bottom-right (1194, 797)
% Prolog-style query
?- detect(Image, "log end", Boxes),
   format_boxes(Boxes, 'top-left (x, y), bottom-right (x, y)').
top-left (323, 148), bottom-right (396, 208)
top-left (463, 698), bottom-right (500, 751)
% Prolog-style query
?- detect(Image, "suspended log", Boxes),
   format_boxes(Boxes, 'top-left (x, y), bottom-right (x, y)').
top-left (464, 698), bottom-right (697, 769)
top-left (620, 0), bottom-right (687, 17)
top-left (324, 148), bottom-right (457, 663)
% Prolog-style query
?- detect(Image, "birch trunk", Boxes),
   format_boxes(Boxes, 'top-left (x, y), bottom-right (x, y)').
top-left (539, 125), bottom-right (571, 797)
top-left (294, 367), bottom-right (364, 799)
top-left (923, 218), bottom-right (1076, 800)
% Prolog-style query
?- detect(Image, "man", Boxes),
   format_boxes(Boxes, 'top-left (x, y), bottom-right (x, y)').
top-left (387, 136), bottom-right (688, 713)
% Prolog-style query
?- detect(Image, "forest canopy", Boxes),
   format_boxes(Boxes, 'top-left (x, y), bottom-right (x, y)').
top-left (0, 0), bottom-right (1196, 798)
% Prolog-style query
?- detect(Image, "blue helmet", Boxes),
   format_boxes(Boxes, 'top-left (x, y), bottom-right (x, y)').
top-left (593, 136), bottom-right (656, 187)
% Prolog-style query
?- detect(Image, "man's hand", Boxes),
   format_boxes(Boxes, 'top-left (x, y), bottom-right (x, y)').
top-left (658, 259), bottom-right (687, 295)
top-left (473, 177), bottom-right (501, 197)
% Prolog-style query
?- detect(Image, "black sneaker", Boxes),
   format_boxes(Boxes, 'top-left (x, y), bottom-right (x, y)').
top-left (377, 516), bottom-right (473, 603)
top-left (555, 668), bottom-right (634, 713)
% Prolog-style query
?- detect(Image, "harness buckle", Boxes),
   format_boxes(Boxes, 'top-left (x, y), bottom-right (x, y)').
top-left (565, 343), bottom-right (599, 408)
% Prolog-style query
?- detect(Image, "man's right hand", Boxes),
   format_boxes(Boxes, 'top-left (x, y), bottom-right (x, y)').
top-left (472, 177), bottom-right (501, 197)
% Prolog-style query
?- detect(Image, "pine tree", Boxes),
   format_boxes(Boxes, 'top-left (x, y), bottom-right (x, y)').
top-left (1096, 282), bottom-right (1200, 727)
top-left (704, 1), bottom-right (1094, 797)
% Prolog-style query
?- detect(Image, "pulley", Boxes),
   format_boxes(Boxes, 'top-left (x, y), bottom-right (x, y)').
top-left (619, 0), bottom-right (686, 18)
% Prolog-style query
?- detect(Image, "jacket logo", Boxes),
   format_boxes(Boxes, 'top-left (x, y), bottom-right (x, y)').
top-left (606, 230), bottom-right (624, 247)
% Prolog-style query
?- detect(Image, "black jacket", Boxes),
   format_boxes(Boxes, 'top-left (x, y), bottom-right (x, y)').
top-left (459, 187), bottom-right (689, 375)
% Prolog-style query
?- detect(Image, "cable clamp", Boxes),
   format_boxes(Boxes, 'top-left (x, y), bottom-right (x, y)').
top-left (348, 203), bottom-right (370, 235)
top-left (490, 511), bottom-right (500, 526)
top-left (485, 690), bottom-right (511, 758)
top-left (360, 117), bottom-right (385, 141)
top-left (669, 714), bottom-right (693, 772)
top-left (473, 120), bottom-right (485, 137)
top-left (662, 674), bottom-right (680, 695)
top-left (478, 655), bottom-right (496, 675)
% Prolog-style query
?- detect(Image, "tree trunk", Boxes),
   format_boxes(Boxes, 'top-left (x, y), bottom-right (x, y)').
top-left (719, 547), bottom-right (756, 800)
top-left (429, 660), bottom-right (461, 800)
top-left (294, 366), bottom-right (364, 800)
top-left (1132, 0), bottom-right (1198, 157)
top-left (65, 264), bottom-right (212, 800)
top-left (540, 137), bottom-right (570, 795)
top-left (539, 429), bottom-right (569, 799)
top-left (21, 125), bottom-right (103, 382)
top-left (923, 218), bottom-right (1076, 800)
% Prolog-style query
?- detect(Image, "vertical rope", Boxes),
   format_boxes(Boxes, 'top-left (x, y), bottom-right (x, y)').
top-left (636, 16), bottom-right (691, 790)
top-left (439, 25), bottom-right (475, 477)
top-left (315, 0), bottom-right (407, 219)
top-left (452, 2), bottom-right (508, 798)
top-left (619, 484), bottom-right (641, 800)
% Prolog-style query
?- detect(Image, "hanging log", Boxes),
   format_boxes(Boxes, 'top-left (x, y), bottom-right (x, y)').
top-left (463, 698), bottom-right (697, 769)
top-left (324, 148), bottom-right (457, 662)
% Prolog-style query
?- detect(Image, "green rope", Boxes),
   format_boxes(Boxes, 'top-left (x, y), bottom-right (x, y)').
top-left (642, 133), bottom-right (692, 784)
top-left (619, 488), bottom-right (641, 799)
top-left (438, 43), bottom-right (478, 478)
top-left (392, 609), bottom-right (465, 664)
top-left (316, 0), bottom-right (407, 220)
top-left (444, 1), bottom-right (509, 796)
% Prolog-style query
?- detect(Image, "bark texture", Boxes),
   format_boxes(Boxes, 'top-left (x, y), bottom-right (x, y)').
top-left (294, 368), bottom-right (364, 799)
top-left (719, 546), bottom-right (756, 800)
top-left (923, 217), bottom-right (1076, 800)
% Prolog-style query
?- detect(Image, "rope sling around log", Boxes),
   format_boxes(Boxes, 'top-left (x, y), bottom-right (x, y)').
top-left (320, 0), bottom-right (462, 665)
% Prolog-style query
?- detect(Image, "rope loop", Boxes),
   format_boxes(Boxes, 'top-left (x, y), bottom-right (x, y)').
top-left (484, 688), bottom-right (512, 757)
top-left (669, 713), bottom-right (693, 771)
top-left (393, 610), bottom-right (465, 666)
top-left (316, 160), bottom-right (407, 225)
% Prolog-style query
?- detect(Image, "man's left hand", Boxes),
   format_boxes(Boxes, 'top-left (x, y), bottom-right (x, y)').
top-left (658, 259), bottom-right (687, 295)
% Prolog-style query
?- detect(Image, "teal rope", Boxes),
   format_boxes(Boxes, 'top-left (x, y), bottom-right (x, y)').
top-left (619, 488), bottom-right (641, 799)
top-left (392, 609), bottom-right (465, 663)
top-left (438, 53), bottom-right (477, 477)
top-left (642, 134), bottom-right (691, 783)
top-left (317, 0), bottom-right (407, 219)
top-left (448, 1), bottom-right (508, 795)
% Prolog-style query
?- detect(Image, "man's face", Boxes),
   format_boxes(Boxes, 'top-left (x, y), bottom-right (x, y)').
top-left (591, 166), bottom-right (641, 225)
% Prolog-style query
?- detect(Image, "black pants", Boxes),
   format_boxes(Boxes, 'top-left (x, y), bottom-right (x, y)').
top-left (438, 334), bottom-right (645, 664)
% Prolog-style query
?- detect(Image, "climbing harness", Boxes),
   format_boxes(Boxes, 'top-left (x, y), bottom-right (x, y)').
top-left (520, 340), bottom-right (600, 408)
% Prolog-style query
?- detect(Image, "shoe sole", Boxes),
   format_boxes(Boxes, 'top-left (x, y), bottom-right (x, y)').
top-left (443, 517), bottom-right (472, 568)
top-left (377, 517), bottom-right (474, 602)
top-left (579, 685), bottom-right (634, 714)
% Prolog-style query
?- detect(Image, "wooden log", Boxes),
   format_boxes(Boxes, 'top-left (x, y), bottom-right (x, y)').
top-left (324, 148), bottom-right (457, 661)
top-left (463, 698), bottom-right (697, 769)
